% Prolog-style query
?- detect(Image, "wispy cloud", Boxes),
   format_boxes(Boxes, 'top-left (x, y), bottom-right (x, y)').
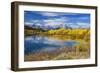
top-left (77, 22), bottom-right (90, 28)
top-left (43, 17), bottom-right (68, 28)
top-left (24, 22), bottom-right (33, 26)
top-left (38, 12), bottom-right (81, 17)
top-left (39, 12), bottom-right (59, 17)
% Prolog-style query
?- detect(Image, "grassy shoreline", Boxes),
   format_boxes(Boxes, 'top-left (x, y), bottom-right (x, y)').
top-left (24, 44), bottom-right (90, 61)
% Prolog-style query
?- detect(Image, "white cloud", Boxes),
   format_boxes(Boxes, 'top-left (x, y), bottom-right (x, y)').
top-left (39, 12), bottom-right (80, 17)
top-left (43, 17), bottom-right (68, 27)
top-left (24, 22), bottom-right (33, 26)
top-left (25, 20), bottom-right (41, 26)
top-left (77, 22), bottom-right (90, 26)
top-left (40, 12), bottom-right (60, 16)
top-left (31, 20), bottom-right (39, 23)
top-left (77, 22), bottom-right (90, 28)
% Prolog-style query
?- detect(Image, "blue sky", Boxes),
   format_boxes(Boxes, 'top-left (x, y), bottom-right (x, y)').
top-left (24, 11), bottom-right (90, 29)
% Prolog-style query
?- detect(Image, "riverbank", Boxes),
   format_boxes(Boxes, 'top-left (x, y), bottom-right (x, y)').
top-left (24, 44), bottom-right (90, 61)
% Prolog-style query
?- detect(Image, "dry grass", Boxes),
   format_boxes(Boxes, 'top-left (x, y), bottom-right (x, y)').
top-left (24, 45), bottom-right (90, 61)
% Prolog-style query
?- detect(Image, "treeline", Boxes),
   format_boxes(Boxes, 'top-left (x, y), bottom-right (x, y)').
top-left (25, 28), bottom-right (90, 35)
top-left (25, 28), bottom-right (90, 41)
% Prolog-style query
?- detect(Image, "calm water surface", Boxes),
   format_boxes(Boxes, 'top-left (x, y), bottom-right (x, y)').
top-left (24, 35), bottom-right (78, 55)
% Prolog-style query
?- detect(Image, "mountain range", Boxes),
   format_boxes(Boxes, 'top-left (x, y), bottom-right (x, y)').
top-left (25, 21), bottom-right (90, 30)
